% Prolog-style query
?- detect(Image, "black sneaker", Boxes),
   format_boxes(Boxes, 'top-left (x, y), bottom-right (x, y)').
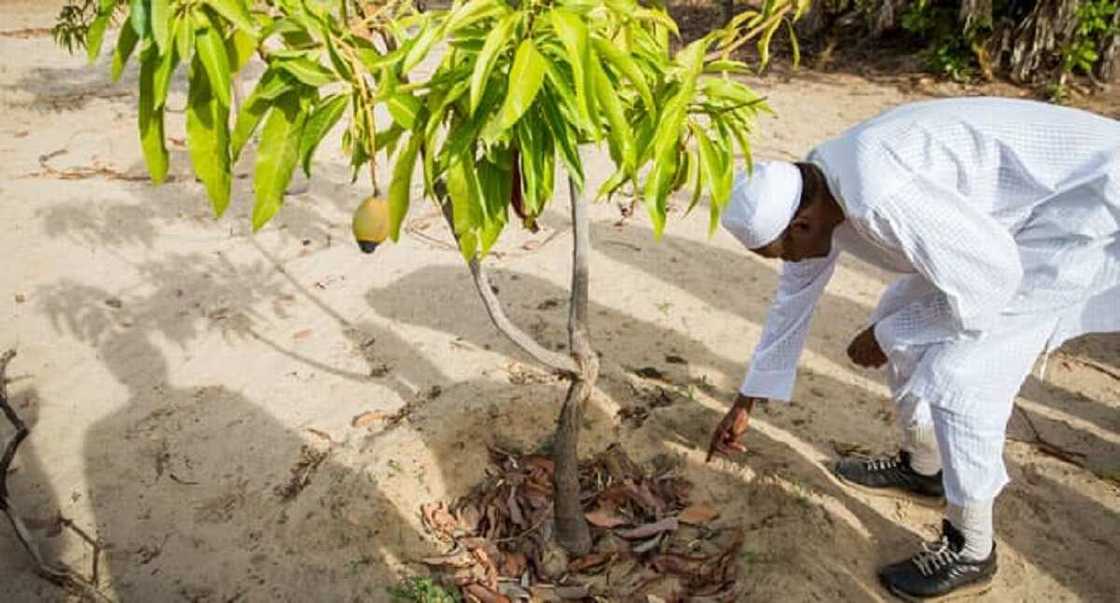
top-left (879, 519), bottom-right (997, 601)
top-left (832, 451), bottom-right (945, 504)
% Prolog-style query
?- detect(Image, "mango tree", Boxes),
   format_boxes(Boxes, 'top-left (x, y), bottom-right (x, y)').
top-left (58, 0), bottom-right (806, 554)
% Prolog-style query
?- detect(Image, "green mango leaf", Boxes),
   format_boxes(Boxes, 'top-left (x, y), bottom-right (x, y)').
top-left (540, 55), bottom-right (580, 121)
top-left (649, 40), bottom-right (706, 170)
top-left (469, 11), bottom-right (519, 115)
top-left (387, 93), bottom-right (422, 129)
top-left (324, 32), bottom-right (353, 81)
top-left (644, 38), bottom-right (706, 238)
top-left (447, 154), bottom-right (483, 238)
top-left (194, 10), bottom-right (232, 107)
top-left (477, 153), bottom-right (511, 219)
top-left (477, 157), bottom-right (510, 255)
top-left (176, 11), bottom-right (194, 60)
top-left (785, 20), bottom-right (800, 69)
top-left (446, 0), bottom-right (505, 34)
top-left (186, 57), bottom-right (233, 216)
top-left (403, 19), bottom-right (441, 73)
top-left (457, 230), bottom-right (479, 261)
top-left (702, 78), bottom-right (768, 112)
top-left (230, 69), bottom-right (293, 164)
top-left (130, 0), bottom-right (148, 39)
top-left (515, 113), bottom-right (554, 215)
top-left (538, 91), bottom-right (583, 191)
top-left (633, 6), bottom-right (680, 37)
top-left (138, 47), bottom-right (169, 184)
top-left (354, 44), bottom-right (404, 72)
top-left (723, 112), bottom-right (753, 170)
top-left (299, 92), bottom-right (349, 177)
top-left (388, 134), bottom-right (424, 241)
top-left (153, 20), bottom-right (181, 109)
top-left (152, 0), bottom-right (171, 53)
top-left (493, 38), bottom-right (546, 133)
top-left (443, 78), bottom-right (501, 161)
top-left (276, 56), bottom-right (337, 87)
top-left (595, 168), bottom-right (627, 201)
top-left (227, 29), bottom-right (257, 74)
top-left (423, 79), bottom-right (470, 144)
top-left (252, 89), bottom-right (308, 231)
top-left (374, 123), bottom-right (406, 154)
top-left (87, 13), bottom-right (111, 62)
top-left (591, 35), bottom-right (654, 110)
top-left (758, 17), bottom-right (779, 68)
top-left (692, 122), bottom-right (731, 209)
top-left (684, 148), bottom-right (703, 214)
top-left (205, 0), bottom-right (258, 35)
top-left (591, 61), bottom-right (635, 175)
top-left (703, 60), bottom-right (752, 74)
top-left (641, 149), bottom-right (676, 238)
top-left (549, 8), bottom-right (595, 134)
top-left (111, 19), bottom-right (140, 82)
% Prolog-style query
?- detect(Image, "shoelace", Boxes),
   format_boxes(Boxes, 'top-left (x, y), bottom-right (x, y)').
top-left (912, 535), bottom-right (961, 577)
top-left (864, 456), bottom-right (900, 472)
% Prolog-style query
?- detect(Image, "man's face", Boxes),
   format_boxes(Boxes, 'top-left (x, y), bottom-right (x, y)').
top-left (750, 211), bottom-right (835, 263)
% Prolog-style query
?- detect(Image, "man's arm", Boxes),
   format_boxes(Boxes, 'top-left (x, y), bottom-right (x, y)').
top-left (739, 247), bottom-right (840, 401)
top-left (708, 254), bottom-right (837, 461)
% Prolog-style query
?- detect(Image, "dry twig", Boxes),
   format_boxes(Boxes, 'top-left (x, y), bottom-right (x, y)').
top-left (1, 350), bottom-right (110, 601)
top-left (1010, 405), bottom-right (1088, 468)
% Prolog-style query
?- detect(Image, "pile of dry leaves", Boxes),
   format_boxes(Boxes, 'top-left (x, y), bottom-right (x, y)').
top-left (418, 445), bottom-right (742, 602)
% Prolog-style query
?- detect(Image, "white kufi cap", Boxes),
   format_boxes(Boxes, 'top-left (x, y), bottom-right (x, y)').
top-left (720, 160), bottom-right (802, 250)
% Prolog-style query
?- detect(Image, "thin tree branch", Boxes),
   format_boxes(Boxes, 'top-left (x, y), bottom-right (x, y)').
top-left (706, 5), bottom-right (792, 61)
top-left (1, 350), bottom-right (28, 506)
top-left (567, 177), bottom-right (595, 376)
top-left (0, 350), bottom-right (111, 601)
top-left (433, 185), bottom-right (579, 376)
top-left (1010, 405), bottom-right (1087, 468)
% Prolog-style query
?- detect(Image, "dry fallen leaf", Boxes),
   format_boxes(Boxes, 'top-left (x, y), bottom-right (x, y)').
top-left (632, 534), bottom-right (663, 554)
top-left (421, 502), bottom-right (461, 541)
top-left (293, 328), bottom-right (313, 340)
top-left (464, 583), bottom-right (512, 603)
top-left (678, 502), bottom-right (720, 525)
top-left (554, 585), bottom-right (590, 599)
top-left (305, 428), bottom-right (335, 444)
top-left (499, 551), bottom-right (528, 578)
top-left (457, 503), bottom-right (482, 533)
top-left (421, 549), bottom-right (476, 568)
top-left (568, 552), bottom-right (613, 572)
top-left (618, 517), bottom-right (678, 540)
top-left (585, 508), bottom-right (628, 528)
top-left (351, 410), bottom-right (388, 428)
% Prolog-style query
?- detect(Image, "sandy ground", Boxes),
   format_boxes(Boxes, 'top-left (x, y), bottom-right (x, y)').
top-left (1, 1), bottom-right (1118, 601)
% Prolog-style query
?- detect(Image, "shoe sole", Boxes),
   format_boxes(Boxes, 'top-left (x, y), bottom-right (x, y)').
top-left (832, 471), bottom-right (946, 508)
top-left (885, 577), bottom-right (993, 602)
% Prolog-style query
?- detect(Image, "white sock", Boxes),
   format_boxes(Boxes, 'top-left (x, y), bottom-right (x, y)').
top-left (947, 502), bottom-right (994, 561)
top-left (903, 424), bottom-right (942, 477)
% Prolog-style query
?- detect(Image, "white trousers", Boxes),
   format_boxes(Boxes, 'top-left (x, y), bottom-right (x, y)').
top-left (880, 311), bottom-right (1058, 506)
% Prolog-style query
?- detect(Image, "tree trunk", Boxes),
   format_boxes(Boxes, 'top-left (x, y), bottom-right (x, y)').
top-left (1096, 10), bottom-right (1120, 82)
top-left (552, 176), bottom-right (598, 555)
top-left (870, 0), bottom-right (907, 36)
top-left (1004, 0), bottom-right (1080, 82)
top-left (959, 0), bottom-right (994, 31)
